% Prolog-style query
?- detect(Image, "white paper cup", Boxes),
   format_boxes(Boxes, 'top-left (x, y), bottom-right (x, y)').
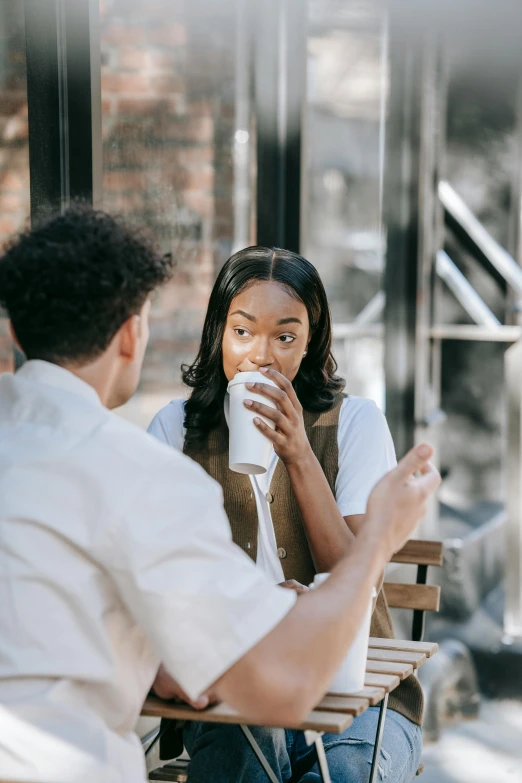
top-left (227, 371), bottom-right (279, 474)
top-left (310, 573), bottom-right (377, 695)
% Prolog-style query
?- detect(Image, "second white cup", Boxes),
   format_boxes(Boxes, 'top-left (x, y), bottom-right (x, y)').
top-left (227, 371), bottom-right (279, 474)
top-left (310, 573), bottom-right (376, 695)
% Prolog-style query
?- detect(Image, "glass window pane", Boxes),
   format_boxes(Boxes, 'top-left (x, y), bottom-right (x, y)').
top-left (100, 0), bottom-right (255, 426)
top-left (304, 0), bottom-right (386, 407)
top-left (0, 0), bottom-right (29, 374)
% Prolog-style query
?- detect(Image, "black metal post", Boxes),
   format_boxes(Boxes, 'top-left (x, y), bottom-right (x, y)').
top-left (25, 0), bottom-right (64, 226)
top-left (65, 0), bottom-right (102, 208)
top-left (383, 5), bottom-right (445, 470)
top-left (383, 34), bottom-right (422, 458)
top-left (412, 564), bottom-right (428, 642)
top-left (24, 0), bottom-right (101, 227)
top-left (254, 0), bottom-right (306, 252)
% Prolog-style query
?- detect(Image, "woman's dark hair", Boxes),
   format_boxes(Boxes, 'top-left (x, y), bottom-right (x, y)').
top-left (183, 246), bottom-right (345, 445)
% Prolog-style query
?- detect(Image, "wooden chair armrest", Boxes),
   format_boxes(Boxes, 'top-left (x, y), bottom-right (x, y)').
top-left (391, 539), bottom-right (443, 567)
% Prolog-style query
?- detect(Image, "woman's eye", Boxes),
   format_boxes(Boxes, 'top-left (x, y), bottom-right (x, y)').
top-left (278, 334), bottom-right (296, 344)
top-left (234, 328), bottom-right (249, 337)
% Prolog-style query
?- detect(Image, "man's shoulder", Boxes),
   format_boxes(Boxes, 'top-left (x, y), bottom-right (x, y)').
top-left (98, 411), bottom-right (190, 472)
top-left (92, 412), bottom-right (223, 525)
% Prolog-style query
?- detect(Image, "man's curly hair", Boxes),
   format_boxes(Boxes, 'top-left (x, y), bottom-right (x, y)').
top-left (0, 208), bottom-right (173, 364)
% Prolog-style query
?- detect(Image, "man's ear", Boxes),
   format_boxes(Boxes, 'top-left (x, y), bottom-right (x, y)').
top-left (118, 314), bottom-right (141, 362)
top-left (8, 322), bottom-right (23, 353)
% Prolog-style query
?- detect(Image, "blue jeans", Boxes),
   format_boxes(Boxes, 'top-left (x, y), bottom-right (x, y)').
top-left (183, 707), bottom-right (422, 782)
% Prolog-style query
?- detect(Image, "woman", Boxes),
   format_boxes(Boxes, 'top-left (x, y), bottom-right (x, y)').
top-left (148, 247), bottom-right (423, 783)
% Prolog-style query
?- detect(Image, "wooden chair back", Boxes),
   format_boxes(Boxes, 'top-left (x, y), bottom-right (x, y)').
top-left (384, 539), bottom-right (444, 641)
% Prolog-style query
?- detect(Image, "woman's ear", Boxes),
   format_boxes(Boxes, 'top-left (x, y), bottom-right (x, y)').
top-left (302, 333), bottom-right (312, 358)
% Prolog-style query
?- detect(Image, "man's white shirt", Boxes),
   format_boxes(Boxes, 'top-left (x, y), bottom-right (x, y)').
top-left (0, 361), bottom-right (296, 783)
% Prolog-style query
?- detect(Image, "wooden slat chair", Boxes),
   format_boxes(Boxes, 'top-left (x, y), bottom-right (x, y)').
top-left (384, 539), bottom-right (443, 642)
top-left (145, 540), bottom-right (444, 781)
top-left (382, 539), bottom-right (443, 777)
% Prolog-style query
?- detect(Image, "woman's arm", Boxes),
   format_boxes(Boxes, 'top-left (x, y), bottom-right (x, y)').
top-left (246, 371), bottom-right (398, 575)
top-left (338, 403), bottom-right (397, 593)
top-left (284, 454), bottom-right (355, 571)
top-left (245, 368), bottom-right (355, 573)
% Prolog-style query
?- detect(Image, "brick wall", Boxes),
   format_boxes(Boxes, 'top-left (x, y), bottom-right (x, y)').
top-left (100, 0), bottom-right (238, 394)
top-left (0, 0), bottom-right (30, 373)
top-left (0, 0), bottom-right (239, 388)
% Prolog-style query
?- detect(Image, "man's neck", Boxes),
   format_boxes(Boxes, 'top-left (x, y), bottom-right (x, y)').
top-left (61, 356), bottom-right (119, 409)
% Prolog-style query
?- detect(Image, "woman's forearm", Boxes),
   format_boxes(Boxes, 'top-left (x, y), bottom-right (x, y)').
top-left (285, 449), bottom-right (355, 572)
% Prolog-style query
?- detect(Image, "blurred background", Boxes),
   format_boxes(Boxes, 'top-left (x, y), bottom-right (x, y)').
top-left (1, 0), bottom-right (522, 780)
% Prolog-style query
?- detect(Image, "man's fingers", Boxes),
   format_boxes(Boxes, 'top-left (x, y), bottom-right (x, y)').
top-left (279, 579), bottom-right (309, 594)
top-left (394, 443), bottom-right (434, 482)
top-left (415, 461), bottom-right (441, 497)
top-left (189, 694), bottom-right (210, 710)
top-left (152, 665), bottom-right (211, 710)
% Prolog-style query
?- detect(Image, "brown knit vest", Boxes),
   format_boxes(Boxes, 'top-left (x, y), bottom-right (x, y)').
top-left (184, 395), bottom-right (423, 726)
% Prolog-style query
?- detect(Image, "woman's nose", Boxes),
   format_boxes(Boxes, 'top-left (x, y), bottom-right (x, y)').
top-left (249, 339), bottom-right (273, 369)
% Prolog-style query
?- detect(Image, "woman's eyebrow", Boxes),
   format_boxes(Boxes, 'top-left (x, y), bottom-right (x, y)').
top-left (277, 317), bottom-right (302, 325)
top-left (230, 309), bottom-right (256, 322)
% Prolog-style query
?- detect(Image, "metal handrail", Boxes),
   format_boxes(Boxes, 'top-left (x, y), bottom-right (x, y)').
top-left (438, 183), bottom-right (522, 639)
top-left (439, 180), bottom-right (522, 297)
top-left (505, 340), bottom-right (522, 638)
top-left (332, 323), bottom-right (383, 340)
top-left (435, 250), bottom-right (501, 328)
top-left (333, 322), bottom-right (521, 343)
top-left (430, 325), bottom-right (521, 342)
top-left (353, 290), bottom-right (385, 327)
top-left (335, 245), bottom-right (504, 341)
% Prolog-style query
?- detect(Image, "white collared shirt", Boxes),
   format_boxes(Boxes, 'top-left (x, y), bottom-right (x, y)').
top-left (0, 361), bottom-right (296, 783)
top-left (148, 395), bottom-right (397, 585)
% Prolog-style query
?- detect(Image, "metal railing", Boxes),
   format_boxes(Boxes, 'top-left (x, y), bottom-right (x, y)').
top-left (505, 341), bottom-right (522, 638)
top-left (435, 249), bottom-right (500, 329)
top-left (333, 181), bottom-right (522, 638)
top-left (439, 180), bottom-right (522, 298)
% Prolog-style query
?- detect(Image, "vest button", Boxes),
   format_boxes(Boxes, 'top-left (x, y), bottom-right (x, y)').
top-left (266, 492), bottom-right (274, 504)
top-left (277, 547), bottom-right (287, 559)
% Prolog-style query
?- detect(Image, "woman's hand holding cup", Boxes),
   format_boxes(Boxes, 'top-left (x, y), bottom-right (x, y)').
top-left (244, 367), bottom-right (311, 466)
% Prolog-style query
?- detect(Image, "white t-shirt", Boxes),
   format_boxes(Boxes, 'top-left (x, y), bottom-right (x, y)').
top-left (0, 361), bottom-right (296, 783)
top-left (148, 395), bottom-right (397, 584)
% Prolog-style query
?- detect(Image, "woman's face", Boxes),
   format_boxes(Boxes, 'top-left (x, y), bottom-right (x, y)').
top-left (222, 281), bottom-right (310, 382)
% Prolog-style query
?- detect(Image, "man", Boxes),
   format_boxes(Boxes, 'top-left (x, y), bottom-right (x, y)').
top-left (0, 209), bottom-right (440, 783)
